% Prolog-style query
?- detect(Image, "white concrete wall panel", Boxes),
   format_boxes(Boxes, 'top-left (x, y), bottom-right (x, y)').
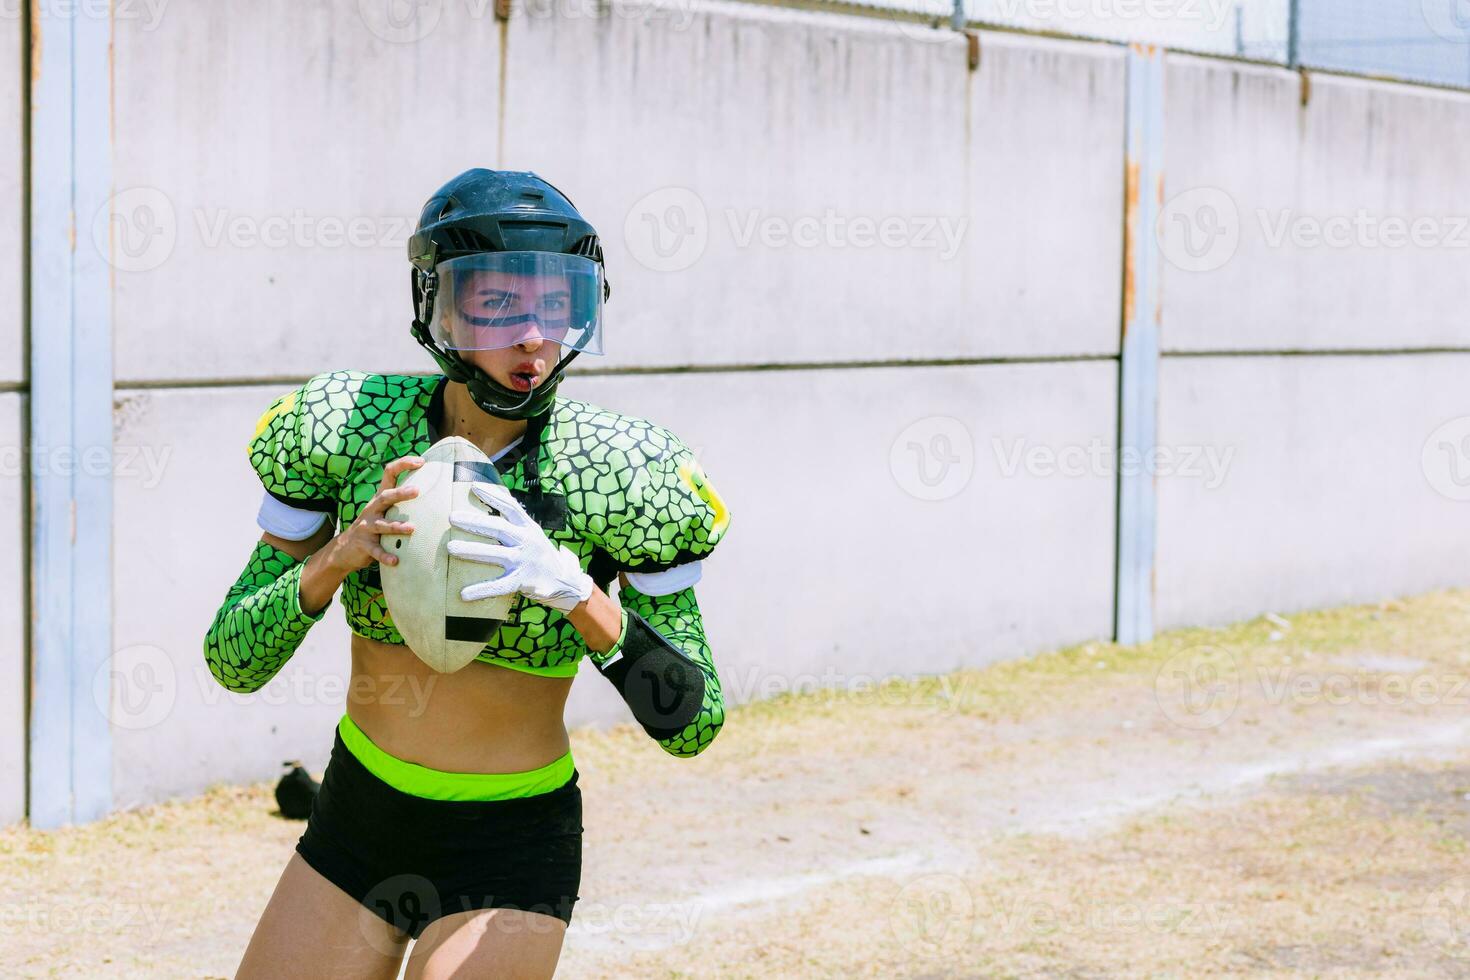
top-left (1163, 56), bottom-right (1470, 352)
top-left (1157, 355), bottom-right (1470, 630)
top-left (563, 361), bottom-right (1119, 730)
top-left (110, 385), bottom-right (352, 808)
top-left (0, 12), bottom-right (21, 384)
top-left (0, 394), bottom-right (23, 825)
top-left (109, 3), bottom-right (504, 384)
top-left (503, 9), bottom-right (1126, 368)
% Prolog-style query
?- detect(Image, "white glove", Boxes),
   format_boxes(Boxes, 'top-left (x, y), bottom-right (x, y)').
top-left (446, 482), bottom-right (595, 613)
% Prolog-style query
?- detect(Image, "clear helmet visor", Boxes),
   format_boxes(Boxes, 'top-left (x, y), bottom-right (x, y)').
top-left (429, 251), bottom-right (604, 355)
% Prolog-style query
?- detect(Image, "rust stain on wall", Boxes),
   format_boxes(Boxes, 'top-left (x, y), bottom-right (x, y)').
top-left (29, 2), bottom-right (41, 83)
top-left (1122, 159), bottom-right (1140, 331)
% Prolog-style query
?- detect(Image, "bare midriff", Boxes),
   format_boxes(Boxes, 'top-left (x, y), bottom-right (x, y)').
top-left (345, 632), bottom-right (575, 776)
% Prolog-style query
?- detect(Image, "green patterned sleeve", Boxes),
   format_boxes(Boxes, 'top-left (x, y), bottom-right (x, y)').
top-left (203, 542), bottom-right (328, 694)
top-left (612, 583), bottom-right (726, 758)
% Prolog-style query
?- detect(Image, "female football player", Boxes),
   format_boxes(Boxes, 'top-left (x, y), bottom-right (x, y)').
top-left (204, 169), bottom-right (731, 979)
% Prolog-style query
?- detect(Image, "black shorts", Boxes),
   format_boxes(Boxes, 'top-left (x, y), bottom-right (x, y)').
top-left (296, 729), bottom-right (583, 938)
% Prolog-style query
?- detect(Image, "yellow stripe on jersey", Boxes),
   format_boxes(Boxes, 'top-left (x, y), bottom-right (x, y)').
top-left (678, 458), bottom-right (730, 537)
top-left (250, 389), bottom-right (298, 445)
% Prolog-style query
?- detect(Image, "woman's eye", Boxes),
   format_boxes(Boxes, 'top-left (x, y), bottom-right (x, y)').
top-left (541, 296), bottom-right (568, 313)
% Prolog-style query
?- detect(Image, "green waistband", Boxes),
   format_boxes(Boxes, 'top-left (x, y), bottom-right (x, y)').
top-left (482, 655), bottom-right (582, 678)
top-left (337, 714), bottom-right (575, 801)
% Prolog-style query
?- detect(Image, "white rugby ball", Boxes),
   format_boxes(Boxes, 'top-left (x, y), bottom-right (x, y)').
top-left (379, 436), bottom-right (515, 673)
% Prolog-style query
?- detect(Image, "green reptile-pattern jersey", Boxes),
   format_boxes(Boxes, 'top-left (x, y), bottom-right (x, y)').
top-left (246, 370), bottom-right (731, 679)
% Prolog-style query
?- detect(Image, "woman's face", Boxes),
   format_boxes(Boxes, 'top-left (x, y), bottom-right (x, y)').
top-left (449, 268), bottom-right (570, 393)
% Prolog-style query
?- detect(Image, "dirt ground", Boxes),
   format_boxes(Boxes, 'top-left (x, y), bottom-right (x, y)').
top-left (6, 591), bottom-right (1470, 978)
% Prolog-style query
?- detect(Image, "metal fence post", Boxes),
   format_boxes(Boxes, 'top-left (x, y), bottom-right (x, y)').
top-left (1287, 0), bottom-right (1301, 67)
top-left (29, 5), bottom-right (114, 828)
top-left (1115, 44), bottom-right (1164, 646)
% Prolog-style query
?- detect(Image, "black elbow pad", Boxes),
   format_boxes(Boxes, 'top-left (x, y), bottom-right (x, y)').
top-left (593, 610), bottom-right (706, 741)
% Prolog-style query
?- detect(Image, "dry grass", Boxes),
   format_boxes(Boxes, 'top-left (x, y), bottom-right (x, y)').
top-left (4, 589), bottom-right (1470, 978)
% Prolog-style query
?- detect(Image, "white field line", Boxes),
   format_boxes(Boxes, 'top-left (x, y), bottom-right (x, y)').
top-left (1033, 717), bottom-right (1470, 837)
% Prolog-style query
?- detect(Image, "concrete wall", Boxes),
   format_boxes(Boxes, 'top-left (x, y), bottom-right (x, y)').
top-left (110, 5), bottom-right (1125, 385)
top-left (1155, 53), bottom-right (1470, 628)
top-left (0, 394), bottom-right (23, 825)
top-left (96, 2), bottom-right (1129, 806)
top-left (505, 15), bottom-right (1126, 368)
top-left (0, 0), bottom-right (23, 829)
top-left (1162, 55), bottom-right (1470, 352)
top-left (109, 386), bottom-right (354, 806)
top-left (564, 362), bottom-right (1118, 726)
top-left (1157, 355), bottom-right (1470, 630)
top-left (0, 13), bottom-right (20, 386)
top-left (109, 2), bottom-right (502, 384)
top-left (8, 1), bottom-right (1469, 818)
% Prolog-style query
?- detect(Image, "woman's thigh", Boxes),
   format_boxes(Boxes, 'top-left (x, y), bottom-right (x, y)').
top-left (236, 853), bottom-right (410, 980)
top-left (405, 907), bottom-right (567, 980)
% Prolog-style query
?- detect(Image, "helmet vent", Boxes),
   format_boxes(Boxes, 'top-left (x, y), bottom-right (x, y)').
top-left (437, 197), bottom-right (458, 220)
top-left (569, 234), bottom-right (603, 262)
top-left (440, 228), bottom-right (494, 254)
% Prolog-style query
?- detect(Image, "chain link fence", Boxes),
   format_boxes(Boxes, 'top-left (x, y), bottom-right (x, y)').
top-left (1294, 0), bottom-right (1470, 88)
top-left (859, 0), bottom-right (1470, 89)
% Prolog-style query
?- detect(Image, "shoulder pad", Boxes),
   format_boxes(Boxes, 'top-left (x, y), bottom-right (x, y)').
top-left (556, 400), bottom-right (730, 573)
top-left (247, 371), bottom-right (437, 509)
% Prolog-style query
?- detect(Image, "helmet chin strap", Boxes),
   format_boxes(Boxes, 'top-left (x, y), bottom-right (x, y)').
top-left (504, 376), bottom-right (539, 413)
top-left (411, 314), bottom-right (582, 421)
top-left (459, 346), bottom-right (582, 420)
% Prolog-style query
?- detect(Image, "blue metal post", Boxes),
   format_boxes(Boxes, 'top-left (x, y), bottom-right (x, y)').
top-left (29, 5), bottom-right (114, 827)
top-left (1115, 44), bottom-right (1164, 646)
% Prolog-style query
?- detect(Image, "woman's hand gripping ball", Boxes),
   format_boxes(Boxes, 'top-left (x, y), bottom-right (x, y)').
top-left (320, 456), bottom-right (423, 575)
top-left (447, 482), bottom-right (595, 613)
